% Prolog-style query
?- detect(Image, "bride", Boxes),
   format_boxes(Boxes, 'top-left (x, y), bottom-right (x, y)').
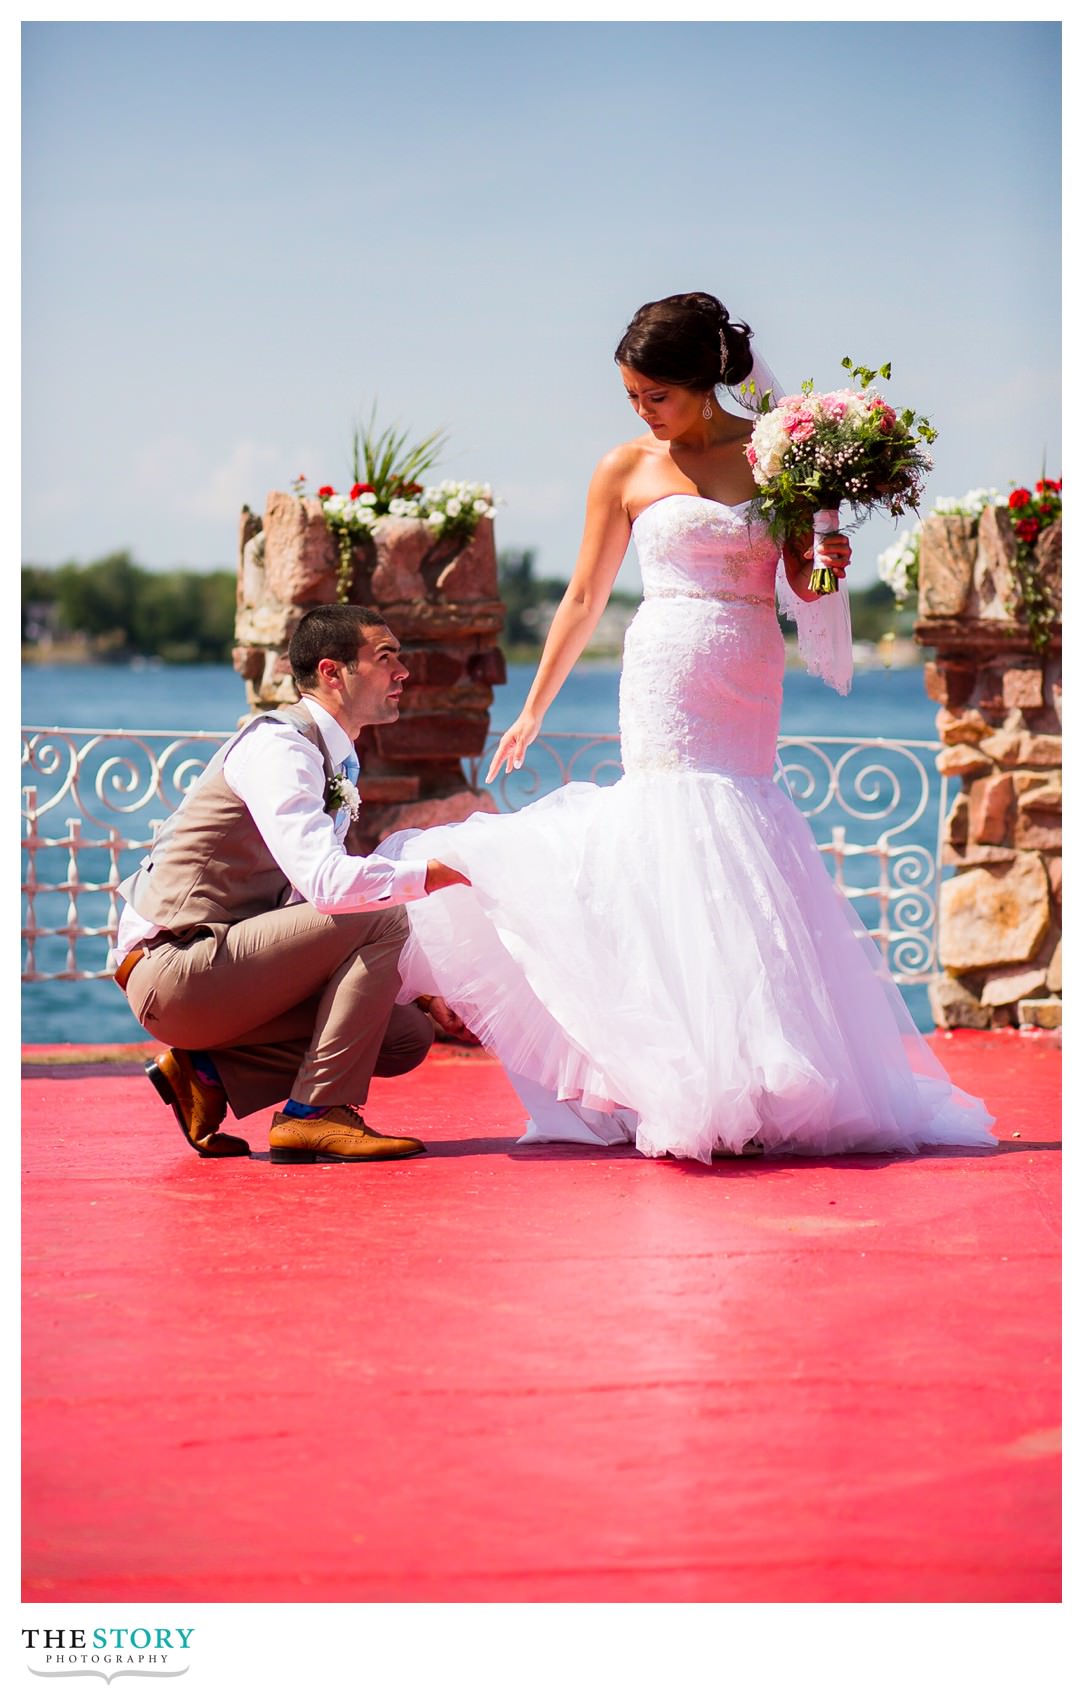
top-left (383, 292), bottom-right (996, 1162)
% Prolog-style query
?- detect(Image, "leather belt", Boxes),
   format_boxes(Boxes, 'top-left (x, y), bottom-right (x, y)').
top-left (114, 947), bottom-right (149, 991)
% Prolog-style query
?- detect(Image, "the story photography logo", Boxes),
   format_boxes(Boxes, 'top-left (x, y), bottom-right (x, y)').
top-left (21, 1625), bottom-right (194, 1683)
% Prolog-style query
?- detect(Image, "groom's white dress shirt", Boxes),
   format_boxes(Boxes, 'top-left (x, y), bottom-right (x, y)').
top-left (115, 696), bottom-right (427, 956)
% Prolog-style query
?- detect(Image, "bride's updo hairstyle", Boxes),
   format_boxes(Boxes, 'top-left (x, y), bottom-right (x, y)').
top-left (615, 292), bottom-right (754, 393)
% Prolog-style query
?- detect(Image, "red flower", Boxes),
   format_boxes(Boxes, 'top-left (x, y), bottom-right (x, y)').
top-left (406, 481), bottom-right (424, 496)
top-left (350, 482), bottom-right (375, 499)
top-left (1015, 517), bottom-right (1040, 543)
top-left (1039, 502), bottom-right (1053, 515)
top-left (1008, 488), bottom-right (1031, 509)
top-left (318, 485), bottom-right (335, 499)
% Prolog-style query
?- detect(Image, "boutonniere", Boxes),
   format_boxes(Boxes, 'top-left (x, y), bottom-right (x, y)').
top-left (325, 772), bottom-right (361, 822)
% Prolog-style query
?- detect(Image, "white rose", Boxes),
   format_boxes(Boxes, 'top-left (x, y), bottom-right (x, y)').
top-left (445, 498), bottom-right (462, 517)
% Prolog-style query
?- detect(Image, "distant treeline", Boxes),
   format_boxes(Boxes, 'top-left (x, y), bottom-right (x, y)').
top-left (22, 552), bottom-right (236, 664)
top-left (497, 548), bottom-right (640, 646)
top-left (22, 545), bottom-right (913, 665)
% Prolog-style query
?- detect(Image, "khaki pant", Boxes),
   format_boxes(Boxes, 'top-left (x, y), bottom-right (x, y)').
top-left (124, 902), bottom-right (431, 1118)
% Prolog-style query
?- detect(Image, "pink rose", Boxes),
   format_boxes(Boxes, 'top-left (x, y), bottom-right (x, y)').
top-left (820, 394), bottom-right (849, 422)
top-left (877, 405), bottom-right (897, 433)
top-left (785, 408), bottom-right (816, 443)
top-left (777, 394), bottom-right (805, 410)
top-left (745, 444), bottom-right (758, 466)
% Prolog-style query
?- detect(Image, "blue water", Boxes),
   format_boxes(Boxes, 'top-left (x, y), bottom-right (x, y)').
top-left (21, 658), bottom-right (940, 741)
top-left (22, 659), bottom-right (943, 1043)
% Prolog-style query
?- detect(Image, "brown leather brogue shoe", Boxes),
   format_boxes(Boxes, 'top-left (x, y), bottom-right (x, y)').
top-left (145, 1049), bottom-right (249, 1158)
top-left (268, 1104), bottom-right (425, 1164)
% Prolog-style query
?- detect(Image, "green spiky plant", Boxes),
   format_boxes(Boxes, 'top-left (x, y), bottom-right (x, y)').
top-left (351, 407), bottom-right (448, 510)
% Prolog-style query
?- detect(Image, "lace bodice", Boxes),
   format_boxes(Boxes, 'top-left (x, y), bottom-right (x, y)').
top-left (631, 494), bottom-right (781, 603)
top-left (619, 495), bottom-right (785, 779)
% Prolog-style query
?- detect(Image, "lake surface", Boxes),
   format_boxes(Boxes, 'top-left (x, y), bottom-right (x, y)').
top-left (22, 659), bottom-right (944, 1042)
top-left (22, 656), bottom-right (940, 741)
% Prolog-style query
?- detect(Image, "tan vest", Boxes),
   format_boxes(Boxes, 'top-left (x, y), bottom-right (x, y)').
top-left (118, 702), bottom-right (337, 933)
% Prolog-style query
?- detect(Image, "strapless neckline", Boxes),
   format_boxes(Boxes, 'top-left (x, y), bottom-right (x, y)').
top-left (631, 492), bottom-right (757, 529)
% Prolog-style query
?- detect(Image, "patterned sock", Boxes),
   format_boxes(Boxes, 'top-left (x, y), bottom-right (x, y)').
top-left (190, 1051), bottom-right (221, 1086)
top-left (283, 1098), bottom-right (322, 1119)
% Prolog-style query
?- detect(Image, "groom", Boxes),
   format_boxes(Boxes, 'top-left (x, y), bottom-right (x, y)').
top-left (112, 603), bottom-right (469, 1163)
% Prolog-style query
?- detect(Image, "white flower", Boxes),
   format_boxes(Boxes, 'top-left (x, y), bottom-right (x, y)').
top-left (445, 498), bottom-right (462, 517)
top-left (358, 490), bottom-right (377, 507)
top-left (326, 772), bottom-right (361, 821)
top-left (749, 410), bottom-right (790, 481)
top-left (932, 487), bottom-right (1008, 518)
top-left (428, 510), bottom-right (445, 531)
top-left (877, 525), bottom-right (922, 601)
top-left (473, 498), bottom-right (489, 515)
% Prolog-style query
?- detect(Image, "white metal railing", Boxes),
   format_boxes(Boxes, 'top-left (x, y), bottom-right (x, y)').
top-left (22, 725), bottom-right (951, 985)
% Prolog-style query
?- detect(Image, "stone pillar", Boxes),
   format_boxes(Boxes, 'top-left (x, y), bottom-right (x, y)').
top-left (916, 510), bottom-right (1061, 1030)
top-left (233, 495), bottom-right (506, 852)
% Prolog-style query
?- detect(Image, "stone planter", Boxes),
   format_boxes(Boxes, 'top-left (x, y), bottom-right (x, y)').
top-left (233, 495), bottom-right (506, 850)
top-left (917, 514), bottom-right (1061, 1030)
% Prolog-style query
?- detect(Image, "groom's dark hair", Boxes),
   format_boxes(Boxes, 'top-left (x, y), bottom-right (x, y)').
top-left (289, 603), bottom-right (391, 687)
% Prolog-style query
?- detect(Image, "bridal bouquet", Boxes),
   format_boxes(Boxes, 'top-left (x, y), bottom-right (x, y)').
top-left (744, 359), bottom-right (937, 594)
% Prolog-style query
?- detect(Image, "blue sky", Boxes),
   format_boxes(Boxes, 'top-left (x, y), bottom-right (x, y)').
top-left (22, 20), bottom-right (1061, 589)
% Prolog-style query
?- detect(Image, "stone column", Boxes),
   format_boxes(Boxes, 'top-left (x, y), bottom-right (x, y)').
top-left (233, 495), bottom-right (506, 852)
top-left (916, 509), bottom-right (1061, 1030)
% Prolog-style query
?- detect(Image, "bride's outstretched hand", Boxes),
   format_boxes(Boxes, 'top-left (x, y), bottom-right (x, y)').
top-left (485, 711), bottom-right (541, 782)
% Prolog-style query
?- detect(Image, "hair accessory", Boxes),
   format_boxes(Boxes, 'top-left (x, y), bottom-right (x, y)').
top-left (718, 324), bottom-right (729, 381)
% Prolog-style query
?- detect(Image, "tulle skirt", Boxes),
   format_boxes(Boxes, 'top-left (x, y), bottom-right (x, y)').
top-left (380, 771), bottom-right (996, 1163)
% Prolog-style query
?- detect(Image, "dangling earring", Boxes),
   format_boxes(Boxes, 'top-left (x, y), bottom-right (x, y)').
top-left (702, 394), bottom-right (714, 421)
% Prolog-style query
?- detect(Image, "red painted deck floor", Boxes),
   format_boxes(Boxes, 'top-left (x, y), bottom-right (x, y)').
top-left (22, 1031), bottom-right (1060, 1604)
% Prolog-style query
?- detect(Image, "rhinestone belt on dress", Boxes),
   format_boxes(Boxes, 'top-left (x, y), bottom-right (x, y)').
top-left (644, 586), bottom-right (776, 607)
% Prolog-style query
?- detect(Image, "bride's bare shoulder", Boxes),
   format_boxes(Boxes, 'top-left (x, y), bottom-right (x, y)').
top-left (590, 436), bottom-right (655, 496)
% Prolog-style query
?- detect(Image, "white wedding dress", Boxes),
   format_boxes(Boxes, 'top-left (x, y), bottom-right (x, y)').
top-left (381, 495), bottom-right (996, 1162)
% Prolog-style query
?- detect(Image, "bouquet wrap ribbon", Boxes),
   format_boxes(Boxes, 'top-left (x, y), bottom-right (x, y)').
top-left (810, 507), bottom-right (841, 596)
